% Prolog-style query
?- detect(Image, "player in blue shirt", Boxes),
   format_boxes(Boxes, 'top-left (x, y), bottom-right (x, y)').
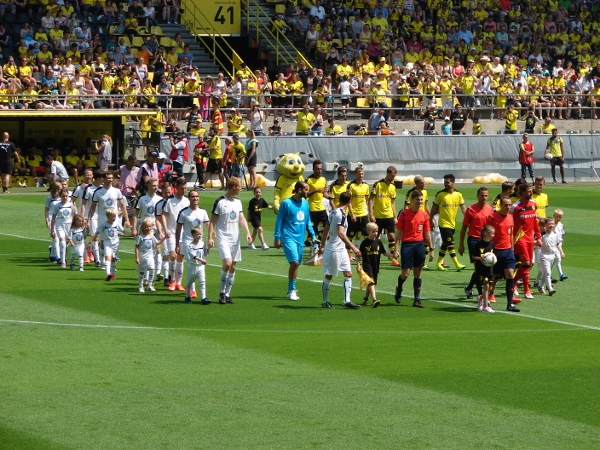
top-left (274, 181), bottom-right (316, 301)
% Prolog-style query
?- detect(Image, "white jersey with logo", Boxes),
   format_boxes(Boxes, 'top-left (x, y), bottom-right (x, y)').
top-left (162, 195), bottom-right (190, 233)
top-left (69, 227), bottom-right (87, 253)
top-left (92, 186), bottom-right (124, 221)
top-left (324, 207), bottom-right (348, 252)
top-left (177, 206), bottom-right (209, 246)
top-left (211, 196), bottom-right (243, 245)
top-left (136, 193), bottom-right (162, 225)
top-left (83, 184), bottom-right (102, 219)
top-left (71, 182), bottom-right (89, 212)
top-left (45, 195), bottom-right (60, 221)
top-left (136, 234), bottom-right (159, 263)
top-left (98, 221), bottom-right (124, 247)
top-left (50, 201), bottom-right (76, 226)
top-left (185, 242), bottom-right (206, 266)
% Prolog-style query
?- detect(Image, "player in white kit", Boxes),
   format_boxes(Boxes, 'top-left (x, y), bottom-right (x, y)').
top-left (92, 208), bottom-right (124, 281)
top-left (160, 177), bottom-right (189, 290)
top-left (184, 226), bottom-right (211, 304)
top-left (208, 177), bottom-right (252, 304)
top-left (68, 214), bottom-right (87, 271)
top-left (135, 217), bottom-right (165, 292)
top-left (50, 188), bottom-right (76, 268)
top-left (176, 189), bottom-right (210, 298)
top-left (81, 169), bottom-right (105, 264)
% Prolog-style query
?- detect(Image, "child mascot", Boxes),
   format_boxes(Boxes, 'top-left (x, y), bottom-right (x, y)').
top-left (272, 153), bottom-right (306, 213)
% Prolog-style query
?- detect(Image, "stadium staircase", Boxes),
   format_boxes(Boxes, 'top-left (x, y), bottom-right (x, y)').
top-left (243, 0), bottom-right (316, 72)
top-left (161, 24), bottom-right (221, 76)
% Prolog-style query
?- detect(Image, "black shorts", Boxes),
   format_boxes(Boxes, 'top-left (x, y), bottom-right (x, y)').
top-left (206, 158), bottom-right (222, 174)
top-left (246, 155), bottom-right (257, 168)
top-left (439, 227), bottom-right (456, 247)
top-left (551, 156), bottom-right (564, 166)
top-left (347, 215), bottom-right (369, 239)
top-left (494, 248), bottom-right (516, 271)
top-left (250, 215), bottom-right (262, 229)
top-left (467, 236), bottom-right (480, 263)
top-left (401, 241), bottom-right (426, 269)
top-left (310, 210), bottom-right (328, 230)
top-left (341, 98), bottom-right (350, 106)
top-left (375, 217), bottom-right (395, 236)
top-left (0, 160), bottom-right (13, 175)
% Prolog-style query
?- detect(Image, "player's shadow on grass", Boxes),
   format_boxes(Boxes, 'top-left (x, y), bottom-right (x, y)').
top-left (153, 299), bottom-right (203, 305)
top-left (274, 304), bottom-right (333, 309)
top-left (244, 295), bottom-right (289, 301)
top-left (430, 306), bottom-right (477, 313)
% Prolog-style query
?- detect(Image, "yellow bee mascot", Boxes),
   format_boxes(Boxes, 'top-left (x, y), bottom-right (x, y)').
top-left (272, 153), bottom-right (306, 212)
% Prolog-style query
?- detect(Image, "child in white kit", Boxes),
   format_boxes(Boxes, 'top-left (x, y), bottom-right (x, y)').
top-left (184, 226), bottom-right (211, 305)
top-left (135, 217), bottom-right (165, 292)
top-left (552, 208), bottom-right (568, 281)
top-left (92, 208), bottom-right (123, 281)
top-left (68, 214), bottom-right (87, 271)
top-left (50, 188), bottom-right (76, 268)
top-left (430, 213), bottom-right (445, 267)
top-left (537, 218), bottom-right (562, 296)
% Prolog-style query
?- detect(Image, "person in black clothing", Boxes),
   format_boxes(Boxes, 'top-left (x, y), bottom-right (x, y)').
top-left (450, 104), bottom-right (468, 135)
top-left (247, 187), bottom-right (273, 250)
top-left (359, 222), bottom-right (393, 308)
top-left (473, 224), bottom-right (496, 313)
top-left (184, 105), bottom-right (200, 132)
top-left (521, 108), bottom-right (541, 134)
top-left (0, 132), bottom-right (18, 193)
top-left (422, 104), bottom-right (438, 135)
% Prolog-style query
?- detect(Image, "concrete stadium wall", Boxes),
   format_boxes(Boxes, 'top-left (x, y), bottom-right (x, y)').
top-left (161, 135), bottom-right (600, 183)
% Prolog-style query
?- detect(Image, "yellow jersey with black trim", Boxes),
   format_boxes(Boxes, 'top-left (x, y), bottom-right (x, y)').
top-left (371, 179), bottom-right (396, 219)
top-left (404, 186), bottom-right (428, 212)
top-left (329, 180), bottom-right (350, 208)
top-left (347, 180), bottom-right (370, 217)
top-left (532, 192), bottom-right (549, 218)
top-left (307, 175), bottom-right (327, 212)
top-left (433, 189), bottom-right (464, 229)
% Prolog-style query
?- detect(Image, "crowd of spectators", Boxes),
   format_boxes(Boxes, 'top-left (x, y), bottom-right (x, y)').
top-left (270, 0), bottom-right (600, 121)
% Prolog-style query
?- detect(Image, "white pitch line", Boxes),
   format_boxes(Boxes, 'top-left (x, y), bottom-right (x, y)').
top-left (0, 319), bottom-right (587, 335)
top-left (2, 232), bottom-right (600, 332)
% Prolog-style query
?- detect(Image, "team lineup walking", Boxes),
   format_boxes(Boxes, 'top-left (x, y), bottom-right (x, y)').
top-left (43, 163), bottom-right (568, 310)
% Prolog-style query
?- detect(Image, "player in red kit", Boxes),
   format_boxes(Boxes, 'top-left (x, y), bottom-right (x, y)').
top-left (511, 183), bottom-right (541, 299)
top-left (487, 196), bottom-right (521, 312)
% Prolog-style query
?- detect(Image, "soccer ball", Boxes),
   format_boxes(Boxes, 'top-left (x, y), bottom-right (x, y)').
top-left (482, 252), bottom-right (497, 267)
top-left (544, 153), bottom-right (552, 161)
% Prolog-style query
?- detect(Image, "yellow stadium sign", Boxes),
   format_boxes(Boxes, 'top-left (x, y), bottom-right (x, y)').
top-left (185, 0), bottom-right (241, 36)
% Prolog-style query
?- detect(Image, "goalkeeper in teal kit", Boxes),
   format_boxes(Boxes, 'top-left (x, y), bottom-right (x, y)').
top-left (274, 181), bottom-right (316, 301)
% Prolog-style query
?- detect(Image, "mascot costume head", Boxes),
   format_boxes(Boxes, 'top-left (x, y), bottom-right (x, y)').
top-left (272, 153), bottom-right (307, 212)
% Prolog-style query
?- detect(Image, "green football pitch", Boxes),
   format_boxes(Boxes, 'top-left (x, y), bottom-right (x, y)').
top-left (1, 183), bottom-right (599, 449)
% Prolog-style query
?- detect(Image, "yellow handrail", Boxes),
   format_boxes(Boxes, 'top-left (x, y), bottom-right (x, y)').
top-left (245, 0), bottom-right (312, 69)
top-left (180, 0), bottom-right (245, 78)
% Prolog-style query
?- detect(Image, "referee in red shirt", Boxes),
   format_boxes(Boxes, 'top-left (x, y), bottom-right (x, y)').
top-left (393, 190), bottom-right (434, 308)
top-left (458, 187), bottom-right (493, 299)
top-left (486, 196), bottom-right (521, 312)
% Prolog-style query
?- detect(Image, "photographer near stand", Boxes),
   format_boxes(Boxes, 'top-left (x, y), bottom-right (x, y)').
top-left (168, 131), bottom-right (189, 178)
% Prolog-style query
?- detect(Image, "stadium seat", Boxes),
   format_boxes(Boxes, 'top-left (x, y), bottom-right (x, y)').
top-left (119, 36), bottom-right (132, 47)
top-left (152, 26), bottom-right (165, 37)
top-left (131, 36), bottom-right (145, 48)
top-left (160, 37), bottom-right (171, 47)
top-left (275, 4), bottom-right (286, 14)
top-left (355, 98), bottom-right (369, 108)
top-left (331, 39), bottom-right (343, 48)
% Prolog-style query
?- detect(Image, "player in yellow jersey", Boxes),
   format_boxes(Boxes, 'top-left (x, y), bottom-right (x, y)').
top-left (329, 166), bottom-right (349, 209)
top-left (429, 174), bottom-right (466, 271)
top-left (306, 160), bottom-right (328, 240)
top-left (347, 166), bottom-right (370, 246)
top-left (205, 128), bottom-right (224, 189)
top-left (369, 166), bottom-right (399, 266)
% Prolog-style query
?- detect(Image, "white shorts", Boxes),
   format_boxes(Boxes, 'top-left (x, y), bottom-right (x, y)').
top-left (442, 98), bottom-right (453, 110)
top-left (55, 223), bottom-right (71, 239)
top-left (165, 235), bottom-right (177, 253)
top-left (217, 240), bottom-right (242, 262)
top-left (137, 258), bottom-right (155, 273)
top-left (533, 245), bottom-right (541, 264)
top-left (103, 242), bottom-right (119, 259)
top-left (88, 218), bottom-right (98, 236)
top-left (322, 250), bottom-right (351, 277)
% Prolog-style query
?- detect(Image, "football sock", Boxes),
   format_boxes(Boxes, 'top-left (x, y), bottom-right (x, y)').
top-left (288, 278), bottom-right (296, 292)
top-left (224, 272), bottom-right (235, 295)
top-left (59, 240), bottom-right (66, 264)
top-left (52, 237), bottom-right (60, 259)
top-left (199, 269), bottom-right (206, 298)
top-left (450, 254), bottom-right (461, 267)
top-left (155, 253), bottom-right (162, 274)
top-left (555, 257), bottom-right (564, 277)
top-left (397, 274), bottom-right (406, 289)
top-left (105, 260), bottom-right (111, 277)
top-left (138, 272), bottom-right (144, 288)
top-left (436, 248), bottom-right (447, 266)
top-left (147, 270), bottom-right (154, 284)
top-left (467, 272), bottom-right (478, 291)
top-left (513, 266), bottom-right (523, 286)
top-left (174, 261), bottom-right (183, 284)
top-left (92, 241), bottom-right (100, 262)
top-left (220, 270), bottom-right (228, 292)
top-left (343, 277), bottom-right (352, 303)
top-left (322, 278), bottom-right (331, 302)
top-left (413, 278), bottom-right (422, 300)
top-left (388, 238), bottom-right (396, 255)
top-left (506, 279), bottom-right (515, 307)
top-left (522, 267), bottom-right (530, 292)
top-left (169, 260), bottom-right (175, 281)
